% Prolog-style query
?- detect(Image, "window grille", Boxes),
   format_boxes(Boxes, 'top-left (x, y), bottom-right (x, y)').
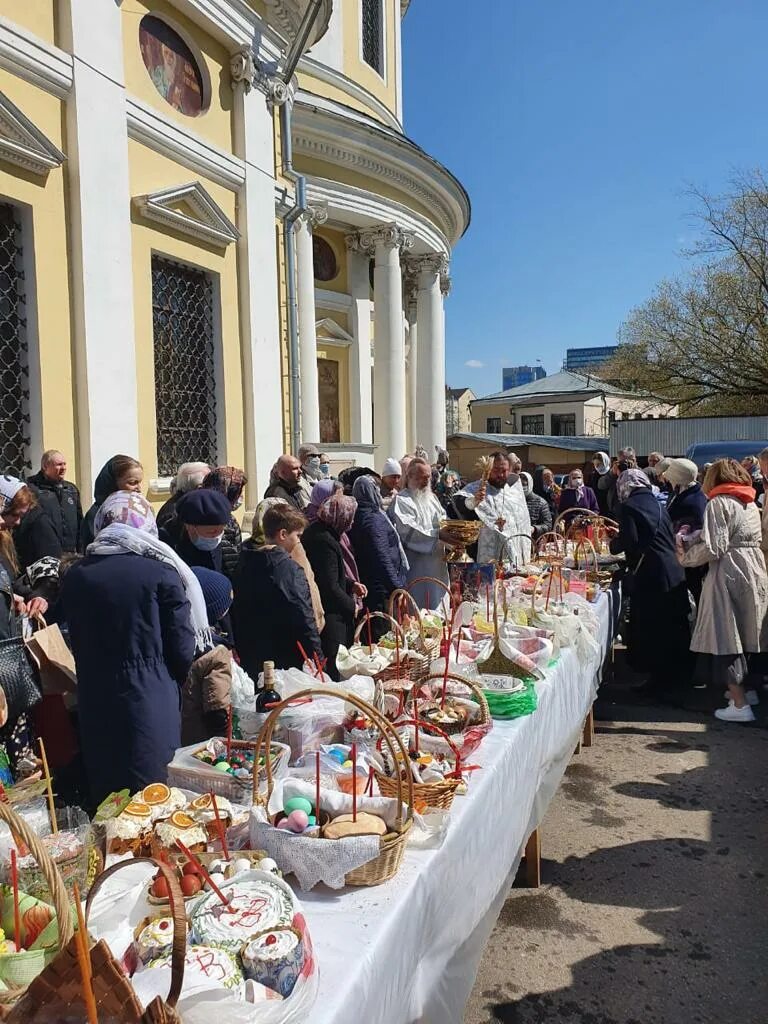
top-left (551, 413), bottom-right (576, 436)
top-left (152, 256), bottom-right (217, 476)
top-left (521, 415), bottom-right (545, 435)
top-left (486, 417), bottom-right (501, 433)
top-left (0, 203), bottom-right (29, 475)
top-left (362, 0), bottom-right (383, 74)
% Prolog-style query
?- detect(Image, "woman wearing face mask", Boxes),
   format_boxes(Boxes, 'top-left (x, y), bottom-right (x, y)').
top-left (202, 466), bottom-right (247, 579)
top-left (79, 455), bottom-right (144, 551)
top-left (160, 489), bottom-right (234, 578)
top-left (557, 468), bottom-right (599, 521)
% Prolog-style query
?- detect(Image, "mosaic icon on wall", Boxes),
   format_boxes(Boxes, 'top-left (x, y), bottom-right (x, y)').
top-left (140, 15), bottom-right (205, 117)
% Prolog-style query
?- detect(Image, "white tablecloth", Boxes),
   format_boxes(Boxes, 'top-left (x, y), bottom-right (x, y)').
top-left (302, 595), bottom-right (612, 1024)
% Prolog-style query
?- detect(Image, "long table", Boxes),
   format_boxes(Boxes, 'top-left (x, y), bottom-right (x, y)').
top-left (302, 594), bottom-right (612, 1024)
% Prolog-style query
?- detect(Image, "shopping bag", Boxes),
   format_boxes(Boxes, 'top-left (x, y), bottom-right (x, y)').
top-left (24, 619), bottom-right (77, 695)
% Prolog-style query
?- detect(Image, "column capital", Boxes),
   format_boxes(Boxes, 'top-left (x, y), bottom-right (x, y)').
top-left (299, 202), bottom-right (328, 230)
top-left (405, 252), bottom-right (449, 279)
top-left (230, 47), bottom-right (293, 106)
top-left (403, 271), bottom-right (419, 314)
top-left (345, 223), bottom-right (415, 256)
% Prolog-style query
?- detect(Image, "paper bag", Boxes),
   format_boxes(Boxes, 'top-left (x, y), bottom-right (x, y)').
top-left (25, 622), bottom-right (77, 695)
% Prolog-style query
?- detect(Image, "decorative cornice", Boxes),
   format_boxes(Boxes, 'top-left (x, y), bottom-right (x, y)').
top-left (126, 95), bottom-right (245, 190)
top-left (230, 46), bottom-right (292, 105)
top-left (0, 90), bottom-right (65, 175)
top-left (264, 0), bottom-right (332, 47)
top-left (345, 223), bottom-right (415, 256)
top-left (0, 18), bottom-right (72, 98)
top-left (164, 0), bottom-right (283, 62)
top-left (133, 181), bottom-right (240, 247)
top-left (296, 63), bottom-right (402, 132)
top-left (292, 102), bottom-right (470, 245)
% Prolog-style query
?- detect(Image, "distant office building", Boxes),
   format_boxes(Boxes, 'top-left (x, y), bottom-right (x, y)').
top-left (502, 365), bottom-right (546, 390)
top-left (565, 346), bottom-right (619, 371)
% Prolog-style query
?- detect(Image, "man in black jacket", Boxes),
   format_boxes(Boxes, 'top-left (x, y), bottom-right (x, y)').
top-left (27, 450), bottom-right (82, 552)
top-left (232, 504), bottom-right (321, 676)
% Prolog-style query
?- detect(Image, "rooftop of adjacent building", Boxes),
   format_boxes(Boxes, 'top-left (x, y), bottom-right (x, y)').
top-left (475, 369), bottom-right (632, 405)
top-left (448, 431), bottom-right (611, 453)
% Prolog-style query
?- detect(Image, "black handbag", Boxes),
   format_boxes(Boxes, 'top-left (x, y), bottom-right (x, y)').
top-left (0, 633), bottom-right (42, 720)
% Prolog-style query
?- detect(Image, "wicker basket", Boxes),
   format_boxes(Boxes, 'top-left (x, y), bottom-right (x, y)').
top-left (0, 799), bottom-right (74, 1012)
top-left (405, 575), bottom-right (452, 613)
top-left (253, 688), bottom-right (414, 887)
top-left (375, 716), bottom-right (463, 811)
top-left (168, 738), bottom-right (290, 801)
top-left (352, 612), bottom-right (429, 686)
top-left (387, 588), bottom-right (441, 662)
top-left (534, 531), bottom-right (566, 565)
top-left (419, 672), bottom-right (491, 732)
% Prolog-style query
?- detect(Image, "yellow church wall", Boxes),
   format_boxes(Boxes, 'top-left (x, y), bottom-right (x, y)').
top-left (0, 71), bottom-right (75, 472)
top-left (341, 0), bottom-right (398, 117)
top-left (314, 227), bottom-right (348, 294)
top-left (121, 0), bottom-right (235, 156)
top-left (0, 2), bottom-right (57, 48)
top-left (128, 140), bottom-right (244, 486)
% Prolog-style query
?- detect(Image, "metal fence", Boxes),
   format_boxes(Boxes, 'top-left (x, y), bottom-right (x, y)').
top-left (152, 255), bottom-right (217, 476)
top-left (610, 416), bottom-right (768, 457)
top-left (0, 202), bottom-right (29, 476)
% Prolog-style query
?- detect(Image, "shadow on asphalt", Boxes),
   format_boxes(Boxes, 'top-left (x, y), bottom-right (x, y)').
top-left (484, 655), bottom-right (768, 1024)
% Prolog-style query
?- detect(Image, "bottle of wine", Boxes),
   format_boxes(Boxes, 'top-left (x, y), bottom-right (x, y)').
top-left (255, 660), bottom-right (281, 713)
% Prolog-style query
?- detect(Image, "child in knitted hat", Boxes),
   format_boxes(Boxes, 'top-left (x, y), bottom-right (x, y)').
top-left (181, 567), bottom-right (235, 745)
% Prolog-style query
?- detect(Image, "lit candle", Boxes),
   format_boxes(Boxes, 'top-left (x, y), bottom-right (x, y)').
top-left (351, 743), bottom-right (357, 822)
top-left (10, 849), bottom-right (20, 950)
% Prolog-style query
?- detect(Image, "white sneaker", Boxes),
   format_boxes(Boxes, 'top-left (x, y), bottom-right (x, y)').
top-left (723, 689), bottom-right (759, 705)
top-left (714, 701), bottom-right (756, 723)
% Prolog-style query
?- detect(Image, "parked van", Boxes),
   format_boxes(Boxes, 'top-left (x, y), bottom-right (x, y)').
top-left (685, 440), bottom-right (768, 467)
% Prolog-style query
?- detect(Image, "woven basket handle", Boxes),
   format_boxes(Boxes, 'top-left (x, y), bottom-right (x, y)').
top-left (386, 589), bottom-right (428, 643)
top-left (573, 537), bottom-right (599, 575)
top-left (395, 717), bottom-right (463, 762)
top-left (535, 532), bottom-right (565, 560)
top-left (0, 799), bottom-right (73, 948)
top-left (423, 671), bottom-right (491, 727)
top-left (252, 688), bottom-right (414, 830)
top-left (85, 857), bottom-right (186, 1008)
top-left (353, 611), bottom-right (404, 648)
top-left (405, 577), bottom-right (450, 604)
top-left (530, 564), bottom-right (564, 614)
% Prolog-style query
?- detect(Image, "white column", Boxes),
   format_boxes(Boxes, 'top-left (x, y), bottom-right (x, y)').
top-left (59, 1), bottom-right (138, 496)
top-left (411, 253), bottom-right (449, 456)
top-left (405, 289), bottom-right (418, 451)
top-left (295, 209), bottom-right (323, 443)
top-left (345, 243), bottom-right (373, 444)
top-left (231, 54), bottom-right (285, 497)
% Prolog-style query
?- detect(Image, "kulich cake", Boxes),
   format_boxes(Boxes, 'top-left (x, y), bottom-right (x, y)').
top-left (420, 701), bottom-right (469, 735)
top-left (241, 926), bottom-right (304, 998)
top-left (190, 874), bottom-right (293, 954)
top-left (106, 801), bottom-right (153, 855)
top-left (151, 811), bottom-right (207, 857)
top-left (135, 783), bottom-right (186, 823)
top-left (322, 811), bottom-right (388, 840)
top-left (134, 916), bottom-right (181, 964)
top-left (188, 793), bottom-right (234, 839)
top-left (144, 944), bottom-right (244, 1000)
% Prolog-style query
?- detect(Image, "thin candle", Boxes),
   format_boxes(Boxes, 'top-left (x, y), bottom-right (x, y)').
top-left (10, 849), bottom-right (20, 950)
top-left (315, 751), bottom-right (321, 826)
top-left (313, 652), bottom-right (324, 679)
top-left (38, 738), bottom-right (57, 834)
top-left (351, 743), bottom-right (357, 822)
top-left (414, 694), bottom-right (419, 756)
top-left (395, 628), bottom-right (400, 680)
top-left (176, 840), bottom-right (231, 907)
top-left (486, 583), bottom-right (490, 621)
top-left (210, 792), bottom-right (229, 861)
top-left (366, 765), bottom-right (374, 796)
top-left (296, 641), bottom-right (310, 666)
top-left (366, 612), bottom-right (373, 652)
top-left (225, 705), bottom-right (233, 761)
top-left (73, 883), bottom-right (98, 1024)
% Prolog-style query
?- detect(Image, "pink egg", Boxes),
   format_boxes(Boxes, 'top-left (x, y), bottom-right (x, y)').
top-left (287, 809), bottom-right (309, 833)
top-left (276, 818), bottom-right (293, 830)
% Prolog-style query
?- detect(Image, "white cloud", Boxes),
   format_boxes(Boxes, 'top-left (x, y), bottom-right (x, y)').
top-left (464, 359), bottom-right (484, 368)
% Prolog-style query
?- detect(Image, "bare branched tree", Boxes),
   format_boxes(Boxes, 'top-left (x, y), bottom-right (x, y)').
top-left (603, 170), bottom-right (768, 415)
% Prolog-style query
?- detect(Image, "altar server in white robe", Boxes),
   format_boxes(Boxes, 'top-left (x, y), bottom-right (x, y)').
top-left (456, 451), bottom-right (533, 566)
top-left (390, 458), bottom-right (453, 608)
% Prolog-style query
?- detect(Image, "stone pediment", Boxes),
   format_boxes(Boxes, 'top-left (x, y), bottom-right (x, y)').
top-left (316, 317), bottom-right (353, 345)
top-left (132, 181), bottom-right (239, 247)
top-left (0, 90), bottom-right (65, 175)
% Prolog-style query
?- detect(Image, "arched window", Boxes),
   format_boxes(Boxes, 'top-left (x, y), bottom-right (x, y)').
top-left (313, 236), bottom-right (338, 282)
top-left (361, 0), bottom-right (384, 76)
top-left (139, 15), bottom-right (206, 117)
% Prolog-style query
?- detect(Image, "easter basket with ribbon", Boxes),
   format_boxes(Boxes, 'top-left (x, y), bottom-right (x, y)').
top-left (0, 799), bottom-right (74, 1012)
top-left (375, 716), bottom-right (464, 812)
top-left (346, 612), bottom-right (430, 687)
top-left (413, 671), bottom-right (492, 755)
top-left (387, 587), bottom-right (443, 663)
top-left (251, 689), bottom-right (414, 889)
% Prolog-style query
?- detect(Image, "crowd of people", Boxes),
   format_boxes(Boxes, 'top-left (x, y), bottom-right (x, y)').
top-left (0, 440), bottom-right (765, 809)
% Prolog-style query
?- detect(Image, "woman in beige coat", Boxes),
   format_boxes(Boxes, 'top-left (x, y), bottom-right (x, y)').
top-left (678, 459), bottom-right (768, 723)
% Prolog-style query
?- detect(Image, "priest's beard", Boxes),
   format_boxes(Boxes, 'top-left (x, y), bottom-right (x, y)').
top-left (411, 485), bottom-right (433, 511)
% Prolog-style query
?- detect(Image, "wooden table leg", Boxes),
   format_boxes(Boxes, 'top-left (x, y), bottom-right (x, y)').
top-left (523, 828), bottom-right (541, 888)
top-left (582, 707), bottom-right (595, 748)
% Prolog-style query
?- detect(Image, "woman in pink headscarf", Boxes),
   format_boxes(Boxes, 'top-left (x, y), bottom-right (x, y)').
top-left (302, 493), bottom-right (367, 679)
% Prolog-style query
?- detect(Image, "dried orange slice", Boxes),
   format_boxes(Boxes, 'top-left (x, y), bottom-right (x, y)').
top-left (190, 794), bottom-right (212, 810)
top-left (170, 811), bottom-right (195, 829)
top-left (124, 802), bottom-right (151, 818)
top-left (142, 783), bottom-right (171, 806)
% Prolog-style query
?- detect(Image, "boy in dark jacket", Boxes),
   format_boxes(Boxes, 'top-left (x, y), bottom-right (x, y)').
top-left (232, 504), bottom-right (321, 676)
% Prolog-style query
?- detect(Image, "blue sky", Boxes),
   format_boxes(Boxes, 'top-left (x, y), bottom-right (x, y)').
top-left (402, 0), bottom-right (768, 399)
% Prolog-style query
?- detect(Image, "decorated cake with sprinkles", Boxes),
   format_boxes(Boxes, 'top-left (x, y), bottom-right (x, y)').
top-left (190, 872), bottom-right (294, 954)
top-left (241, 925), bottom-right (304, 997)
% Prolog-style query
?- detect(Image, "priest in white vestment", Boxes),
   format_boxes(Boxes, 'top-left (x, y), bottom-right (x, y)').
top-left (390, 458), bottom-right (452, 608)
top-left (455, 451), bottom-right (533, 566)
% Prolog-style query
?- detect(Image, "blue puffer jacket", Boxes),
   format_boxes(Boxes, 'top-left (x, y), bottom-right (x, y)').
top-left (666, 483), bottom-right (707, 532)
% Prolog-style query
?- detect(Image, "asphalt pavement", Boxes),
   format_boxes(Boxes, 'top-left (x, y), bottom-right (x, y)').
top-left (464, 657), bottom-right (768, 1024)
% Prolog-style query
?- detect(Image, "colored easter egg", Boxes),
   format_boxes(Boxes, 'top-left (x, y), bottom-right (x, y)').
top-left (258, 857), bottom-right (279, 874)
top-left (276, 819), bottom-right (292, 830)
top-left (283, 796), bottom-right (313, 816)
top-left (342, 760), bottom-right (353, 768)
top-left (286, 809), bottom-right (309, 832)
top-left (215, 761), bottom-right (231, 772)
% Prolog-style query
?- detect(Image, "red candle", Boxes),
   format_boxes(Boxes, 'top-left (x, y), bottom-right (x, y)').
top-left (10, 848), bottom-right (20, 949)
top-left (486, 583), bottom-right (490, 620)
top-left (395, 628), bottom-right (400, 680)
top-left (210, 792), bottom-right (229, 861)
top-left (351, 743), bottom-right (357, 822)
top-left (296, 641), bottom-right (310, 667)
top-left (414, 694), bottom-right (419, 756)
top-left (366, 765), bottom-right (374, 796)
top-left (313, 652), bottom-right (324, 679)
top-left (226, 704), bottom-right (233, 760)
top-left (315, 751), bottom-right (321, 824)
top-left (366, 612), bottom-right (373, 652)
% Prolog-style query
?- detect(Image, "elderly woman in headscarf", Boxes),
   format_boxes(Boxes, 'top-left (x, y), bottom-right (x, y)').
top-left (79, 455), bottom-right (144, 550)
top-left (664, 458), bottom-right (708, 602)
top-left (59, 491), bottom-right (199, 805)
top-left (609, 469), bottom-right (692, 701)
top-left (248, 498), bottom-right (324, 633)
top-left (349, 475), bottom-right (408, 630)
top-left (202, 466), bottom-right (247, 577)
top-left (302, 492), bottom-right (365, 679)
top-left (557, 467), bottom-right (599, 520)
